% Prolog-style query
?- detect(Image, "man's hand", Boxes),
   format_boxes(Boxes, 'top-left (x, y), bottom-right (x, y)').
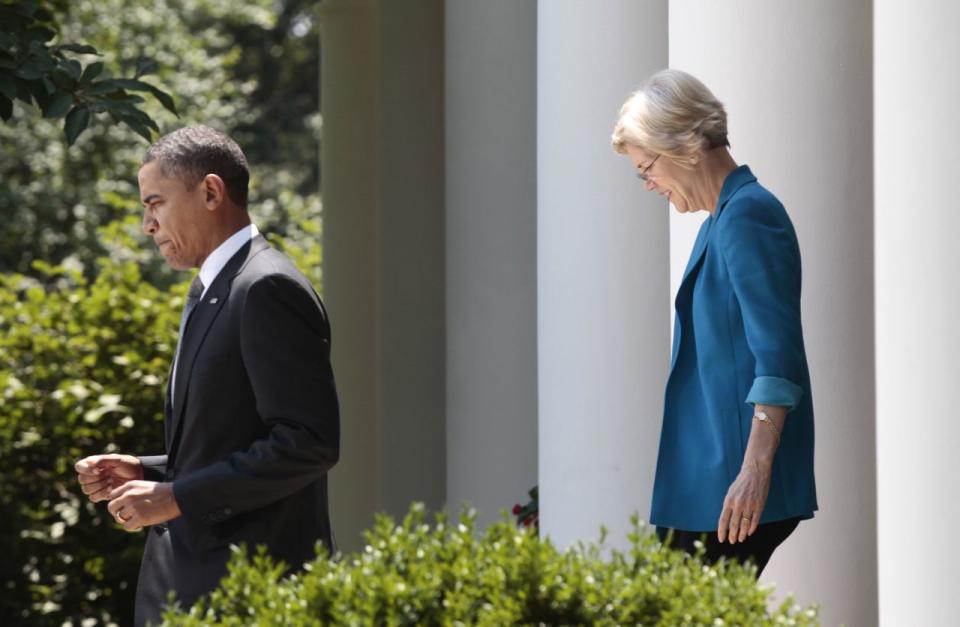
top-left (75, 454), bottom-right (143, 503)
top-left (107, 481), bottom-right (182, 531)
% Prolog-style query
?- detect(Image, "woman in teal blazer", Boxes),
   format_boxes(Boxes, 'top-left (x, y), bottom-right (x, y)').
top-left (611, 70), bottom-right (817, 575)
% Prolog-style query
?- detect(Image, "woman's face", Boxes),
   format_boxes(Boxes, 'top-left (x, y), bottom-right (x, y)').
top-left (625, 145), bottom-right (701, 214)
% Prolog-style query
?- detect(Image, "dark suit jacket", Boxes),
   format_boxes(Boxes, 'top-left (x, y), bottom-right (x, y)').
top-left (133, 235), bottom-right (339, 626)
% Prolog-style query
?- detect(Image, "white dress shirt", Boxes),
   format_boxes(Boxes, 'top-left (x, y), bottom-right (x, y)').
top-left (198, 223), bottom-right (260, 298)
top-left (172, 223), bottom-right (259, 399)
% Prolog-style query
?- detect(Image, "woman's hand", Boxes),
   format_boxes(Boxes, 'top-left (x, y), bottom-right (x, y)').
top-left (717, 458), bottom-right (772, 543)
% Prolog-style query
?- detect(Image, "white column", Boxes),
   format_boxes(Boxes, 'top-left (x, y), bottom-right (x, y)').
top-left (375, 0), bottom-right (446, 523)
top-left (320, 0), bottom-right (378, 552)
top-left (321, 0), bottom-right (446, 551)
top-left (445, 0), bottom-right (539, 526)
top-left (670, 2), bottom-right (875, 624)
top-left (537, 0), bottom-right (670, 548)
top-left (875, 3), bottom-right (960, 625)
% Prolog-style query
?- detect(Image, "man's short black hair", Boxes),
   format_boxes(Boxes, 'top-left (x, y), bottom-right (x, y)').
top-left (143, 125), bottom-right (250, 208)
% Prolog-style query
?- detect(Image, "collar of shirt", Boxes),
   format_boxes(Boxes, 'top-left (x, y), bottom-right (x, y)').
top-left (198, 224), bottom-right (259, 298)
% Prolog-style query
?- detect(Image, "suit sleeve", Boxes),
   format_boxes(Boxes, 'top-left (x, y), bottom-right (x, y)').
top-left (172, 273), bottom-right (340, 525)
top-left (138, 455), bottom-right (167, 481)
top-left (717, 198), bottom-right (806, 411)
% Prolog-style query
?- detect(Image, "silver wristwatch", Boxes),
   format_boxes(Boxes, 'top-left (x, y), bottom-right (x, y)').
top-left (753, 409), bottom-right (781, 443)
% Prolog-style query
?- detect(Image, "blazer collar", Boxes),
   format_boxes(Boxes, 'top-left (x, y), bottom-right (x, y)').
top-left (166, 234), bottom-right (270, 456)
top-left (714, 165), bottom-right (757, 218)
top-left (676, 166), bottom-right (757, 289)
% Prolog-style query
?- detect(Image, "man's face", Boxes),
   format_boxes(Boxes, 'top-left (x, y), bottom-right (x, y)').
top-left (138, 161), bottom-right (208, 270)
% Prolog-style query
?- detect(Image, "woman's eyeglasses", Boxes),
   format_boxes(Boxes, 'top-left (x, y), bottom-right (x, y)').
top-left (636, 154), bottom-right (660, 182)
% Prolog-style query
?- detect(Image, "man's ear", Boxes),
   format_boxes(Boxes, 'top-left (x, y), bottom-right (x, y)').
top-left (202, 174), bottom-right (228, 211)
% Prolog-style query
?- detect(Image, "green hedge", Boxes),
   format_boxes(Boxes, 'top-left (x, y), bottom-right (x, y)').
top-left (162, 504), bottom-right (819, 626)
top-left (0, 245), bottom-right (183, 625)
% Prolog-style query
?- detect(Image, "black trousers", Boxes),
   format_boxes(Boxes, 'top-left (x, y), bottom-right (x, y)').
top-left (656, 517), bottom-right (800, 576)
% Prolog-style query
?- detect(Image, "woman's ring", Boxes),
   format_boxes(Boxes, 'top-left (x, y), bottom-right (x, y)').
top-left (116, 511), bottom-right (128, 523)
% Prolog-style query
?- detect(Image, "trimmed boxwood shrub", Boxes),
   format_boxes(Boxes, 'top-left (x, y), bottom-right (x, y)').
top-left (162, 504), bottom-right (819, 626)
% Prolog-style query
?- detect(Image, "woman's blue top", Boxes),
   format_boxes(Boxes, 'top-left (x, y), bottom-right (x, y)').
top-left (651, 165), bottom-right (818, 531)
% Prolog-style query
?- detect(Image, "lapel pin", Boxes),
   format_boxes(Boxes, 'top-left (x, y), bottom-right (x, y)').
top-left (209, 297), bottom-right (219, 304)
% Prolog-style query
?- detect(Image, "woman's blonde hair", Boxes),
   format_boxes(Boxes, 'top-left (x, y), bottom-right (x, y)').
top-left (611, 69), bottom-right (729, 168)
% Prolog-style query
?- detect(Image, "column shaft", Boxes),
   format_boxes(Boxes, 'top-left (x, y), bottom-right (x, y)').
top-left (445, 0), bottom-right (539, 525)
top-left (875, 2), bottom-right (960, 624)
top-left (537, 0), bottom-right (670, 547)
top-left (669, 1), bottom-right (876, 624)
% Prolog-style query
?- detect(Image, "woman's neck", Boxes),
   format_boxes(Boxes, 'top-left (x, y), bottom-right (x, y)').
top-left (692, 147), bottom-right (738, 215)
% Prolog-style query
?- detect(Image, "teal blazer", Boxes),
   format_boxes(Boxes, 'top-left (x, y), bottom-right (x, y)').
top-left (651, 165), bottom-right (817, 531)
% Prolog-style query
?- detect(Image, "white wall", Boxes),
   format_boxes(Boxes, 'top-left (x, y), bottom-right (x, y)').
top-left (875, 2), bottom-right (960, 624)
top-left (537, 0), bottom-right (670, 548)
top-left (669, 2), bottom-right (876, 624)
top-left (445, 0), bottom-right (539, 526)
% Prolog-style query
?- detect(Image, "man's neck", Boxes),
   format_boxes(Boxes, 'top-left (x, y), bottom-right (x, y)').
top-left (197, 213), bottom-right (251, 268)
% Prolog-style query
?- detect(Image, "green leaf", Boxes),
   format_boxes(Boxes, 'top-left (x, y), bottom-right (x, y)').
top-left (41, 77), bottom-right (55, 95)
top-left (0, 94), bottom-right (12, 121)
top-left (57, 43), bottom-right (99, 56)
top-left (122, 118), bottom-right (153, 143)
top-left (28, 78), bottom-right (48, 100)
top-left (80, 62), bottom-right (104, 84)
top-left (13, 78), bottom-right (33, 104)
top-left (62, 59), bottom-right (82, 81)
top-left (51, 68), bottom-right (75, 90)
top-left (84, 79), bottom-right (119, 96)
top-left (25, 27), bottom-right (56, 44)
top-left (31, 48), bottom-right (57, 72)
top-left (64, 105), bottom-right (91, 146)
top-left (117, 106), bottom-right (159, 133)
top-left (43, 92), bottom-right (73, 118)
top-left (149, 87), bottom-right (177, 116)
top-left (15, 63), bottom-right (42, 81)
top-left (108, 78), bottom-right (157, 92)
top-left (110, 79), bottom-right (177, 116)
top-left (135, 57), bottom-right (158, 78)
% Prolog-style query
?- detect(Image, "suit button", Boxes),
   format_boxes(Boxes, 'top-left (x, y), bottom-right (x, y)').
top-left (223, 508), bottom-right (233, 516)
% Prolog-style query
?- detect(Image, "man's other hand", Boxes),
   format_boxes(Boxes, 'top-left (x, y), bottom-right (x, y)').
top-left (107, 481), bottom-right (182, 531)
top-left (75, 454), bottom-right (143, 503)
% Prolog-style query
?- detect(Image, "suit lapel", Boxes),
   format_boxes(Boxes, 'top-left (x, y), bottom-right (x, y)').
top-left (166, 235), bottom-right (271, 458)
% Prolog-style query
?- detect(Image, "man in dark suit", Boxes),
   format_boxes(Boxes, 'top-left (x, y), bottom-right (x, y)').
top-left (74, 125), bottom-right (339, 626)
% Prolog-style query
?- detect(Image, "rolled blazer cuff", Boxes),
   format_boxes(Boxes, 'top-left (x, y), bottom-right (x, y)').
top-left (138, 455), bottom-right (167, 482)
top-left (746, 376), bottom-right (804, 411)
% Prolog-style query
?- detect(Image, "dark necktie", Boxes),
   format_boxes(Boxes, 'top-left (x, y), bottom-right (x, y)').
top-left (171, 276), bottom-right (204, 401)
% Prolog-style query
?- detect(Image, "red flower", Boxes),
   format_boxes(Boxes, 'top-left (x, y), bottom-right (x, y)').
top-left (512, 504), bottom-right (523, 515)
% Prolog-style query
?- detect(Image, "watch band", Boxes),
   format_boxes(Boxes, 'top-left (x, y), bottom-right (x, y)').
top-left (753, 410), bottom-right (781, 443)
